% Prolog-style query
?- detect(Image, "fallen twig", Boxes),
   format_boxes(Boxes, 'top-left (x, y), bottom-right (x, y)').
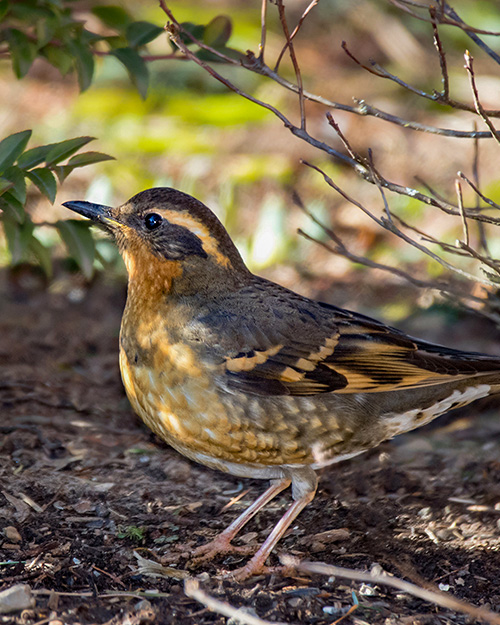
top-left (184, 579), bottom-right (288, 625)
top-left (281, 557), bottom-right (500, 625)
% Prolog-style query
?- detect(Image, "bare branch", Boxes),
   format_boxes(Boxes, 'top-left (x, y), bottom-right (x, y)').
top-left (455, 179), bottom-right (469, 247)
top-left (159, 2), bottom-right (240, 66)
top-left (443, 2), bottom-right (500, 65)
top-left (459, 172), bottom-right (500, 211)
top-left (298, 228), bottom-right (457, 295)
top-left (257, 61), bottom-right (492, 137)
top-left (388, 0), bottom-right (500, 37)
top-left (458, 242), bottom-right (500, 278)
top-left (259, 0), bottom-right (267, 61)
top-left (302, 160), bottom-right (500, 288)
top-left (326, 113), bottom-right (363, 164)
top-left (430, 8), bottom-right (449, 99)
top-left (470, 126), bottom-right (489, 254)
top-left (464, 51), bottom-right (500, 144)
top-left (162, 18), bottom-right (358, 170)
top-left (342, 41), bottom-right (500, 118)
top-left (275, 0), bottom-right (306, 130)
top-left (274, 0), bottom-right (319, 72)
top-left (184, 579), bottom-right (287, 625)
top-left (282, 557), bottom-right (500, 625)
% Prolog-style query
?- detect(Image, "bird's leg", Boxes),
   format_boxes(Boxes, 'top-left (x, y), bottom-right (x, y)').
top-left (227, 467), bottom-right (318, 581)
top-left (191, 477), bottom-right (292, 563)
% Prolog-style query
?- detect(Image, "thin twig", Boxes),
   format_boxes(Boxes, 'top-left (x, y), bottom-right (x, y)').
top-left (276, 0), bottom-right (306, 130)
top-left (458, 242), bottom-right (500, 277)
top-left (185, 579), bottom-right (287, 625)
top-left (342, 40), bottom-right (500, 118)
top-left (326, 113), bottom-right (362, 164)
top-left (162, 16), bottom-right (357, 169)
top-left (455, 179), bottom-right (469, 246)
top-left (464, 51), bottom-right (500, 144)
top-left (282, 557), bottom-right (500, 625)
top-left (459, 172), bottom-right (500, 211)
top-left (367, 150), bottom-right (393, 224)
top-left (274, 0), bottom-right (319, 72)
top-left (414, 176), bottom-right (451, 205)
top-left (159, 2), bottom-right (240, 66)
top-left (298, 229), bottom-right (449, 294)
top-left (259, 0), bottom-right (267, 61)
top-left (257, 61), bottom-right (493, 137)
top-left (161, 21), bottom-right (500, 224)
top-left (388, 0), bottom-right (500, 37)
top-left (444, 2), bottom-right (500, 65)
top-left (293, 193), bottom-right (479, 300)
top-left (471, 125), bottom-right (490, 254)
top-left (430, 8), bottom-right (449, 99)
top-left (302, 160), bottom-right (500, 287)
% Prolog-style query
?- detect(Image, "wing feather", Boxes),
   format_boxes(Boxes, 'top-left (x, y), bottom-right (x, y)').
top-left (185, 280), bottom-right (500, 397)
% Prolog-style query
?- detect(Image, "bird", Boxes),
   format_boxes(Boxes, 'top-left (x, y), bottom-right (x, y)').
top-left (64, 187), bottom-right (500, 580)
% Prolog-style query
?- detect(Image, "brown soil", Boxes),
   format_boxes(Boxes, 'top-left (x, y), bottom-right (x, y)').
top-left (2, 273), bottom-right (500, 625)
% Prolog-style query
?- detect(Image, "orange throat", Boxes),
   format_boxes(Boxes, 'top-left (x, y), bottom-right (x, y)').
top-left (121, 245), bottom-right (182, 306)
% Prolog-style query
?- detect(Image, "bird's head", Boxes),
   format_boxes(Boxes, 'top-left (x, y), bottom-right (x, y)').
top-left (63, 188), bottom-right (250, 296)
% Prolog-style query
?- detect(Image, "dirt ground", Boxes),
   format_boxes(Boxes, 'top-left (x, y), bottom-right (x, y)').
top-left (2, 271), bottom-right (500, 625)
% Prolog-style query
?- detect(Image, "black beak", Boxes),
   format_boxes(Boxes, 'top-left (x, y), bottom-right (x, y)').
top-left (62, 200), bottom-right (122, 228)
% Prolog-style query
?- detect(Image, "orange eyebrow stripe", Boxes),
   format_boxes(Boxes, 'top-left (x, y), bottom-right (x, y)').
top-left (162, 210), bottom-right (231, 268)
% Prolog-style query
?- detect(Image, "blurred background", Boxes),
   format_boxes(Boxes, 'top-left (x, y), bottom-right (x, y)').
top-left (1, 0), bottom-right (500, 333)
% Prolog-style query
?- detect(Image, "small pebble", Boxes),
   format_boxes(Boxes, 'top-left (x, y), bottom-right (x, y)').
top-left (0, 585), bottom-right (35, 614)
top-left (3, 527), bottom-right (22, 543)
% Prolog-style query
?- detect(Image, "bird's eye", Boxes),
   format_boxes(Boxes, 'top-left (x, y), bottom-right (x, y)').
top-left (144, 213), bottom-right (163, 230)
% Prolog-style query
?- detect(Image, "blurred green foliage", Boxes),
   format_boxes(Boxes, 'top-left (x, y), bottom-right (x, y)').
top-left (0, 1), bottom-right (277, 278)
top-left (0, 130), bottom-right (112, 277)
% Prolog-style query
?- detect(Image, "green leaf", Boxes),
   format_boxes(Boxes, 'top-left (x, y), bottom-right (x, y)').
top-left (7, 29), bottom-right (37, 78)
top-left (17, 144), bottom-right (53, 169)
top-left (178, 22), bottom-right (205, 46)
top-left (0, 0), bottom-right (9, 21)
top-left (53, 165), bottom-right (74, 184)
top-left (0, 177), bottom-right (13, 195)
top-left (110, 47), bottom-right (149, 99)
top-left (57, 219), bottom-right (96, 279)
top-left (26, 168), bottom-right (57, 203)
top-left (36, 17), bottom-right (57, 48)
top-left (3, 166), bottom-right (26, 205)
top-left (126, 21), bottom-right (164, 48)
top-left (92, 6), bottom-right (132, 31)
top-left (29, 235), bottom-right (52, 277)
top-left (67, 39), bottom-right (95, 91)
top-left (0, 193), bottom-right (25, 223)
top-left (11, 4), bottom-right (53, 21)
top-left (196, 46), bottom-right (245, 63)
top-left (67, 151), bottom-right (114, 167)
top-left (103, 35), bottom-right (128, 50)
top-left (45, 136), bottom-right (94, 166)
top-left (203, 16), bottom-right (232, 48)
top-left (42, 44), bottom-right (74, 75)
top-left (2, 215), bottom-right (35, 264)
top-left (0, 130), bottom-right (32, 173)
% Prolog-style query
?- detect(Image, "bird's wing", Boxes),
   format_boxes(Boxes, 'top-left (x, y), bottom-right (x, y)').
top-left (186, 284), bottom-right (500, 397)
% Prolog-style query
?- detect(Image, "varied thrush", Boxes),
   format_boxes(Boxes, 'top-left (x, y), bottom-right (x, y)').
top-left (64, 188), bottom-right (500, 580)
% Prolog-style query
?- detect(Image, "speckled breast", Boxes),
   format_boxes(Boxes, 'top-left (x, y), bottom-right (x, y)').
top-left (118, 316), bottom-right (350, 474)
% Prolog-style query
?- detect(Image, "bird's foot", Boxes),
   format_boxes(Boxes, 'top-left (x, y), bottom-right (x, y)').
top-left (189, 535), bottom-right (255, 565)
top-left (221, 560), bottom-right (297, 581)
